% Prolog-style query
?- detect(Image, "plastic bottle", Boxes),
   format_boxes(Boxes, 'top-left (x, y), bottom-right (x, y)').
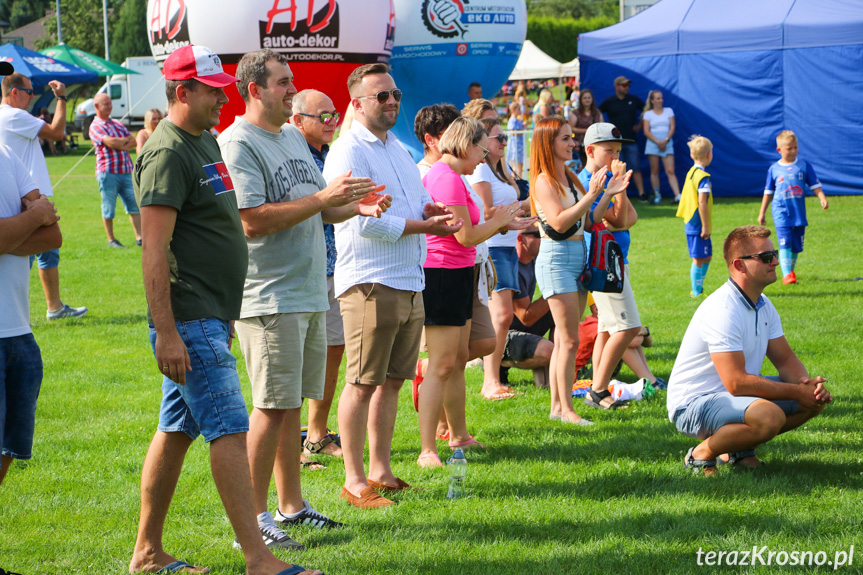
top-left (446, 448), bottom-right (467, 499)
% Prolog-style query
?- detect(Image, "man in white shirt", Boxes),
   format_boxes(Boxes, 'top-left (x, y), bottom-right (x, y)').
top-left (0, 72), bottom-right (86, 320)
top-left (0, 62), bottom-right (63, 486)
top-left (668, 225), bottom-right (832, 475)
top-left (323, 63), bottom-right (461, 508)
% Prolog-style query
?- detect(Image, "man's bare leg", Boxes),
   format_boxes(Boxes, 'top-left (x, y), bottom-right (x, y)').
top-left (273, 407), bottom-right (305, 515)
top-left (129, 431), bottom-right (205, 574)
top-left (130, 213), bottom-right (143, 242)
top-left (338, 382), bottom-right (375, 496)
top-left (0, 454), bottom-right (12, 486)
top-left (306, 344), bottom-right (344, 457)
top-left (103, 218), bottom-right (117, 242)
top-left (367, 378), bottom-right (403, 486)
top-left (38, 267), bottom-right (62, 311)
top-left (246, 407), bottom-right (286, 514)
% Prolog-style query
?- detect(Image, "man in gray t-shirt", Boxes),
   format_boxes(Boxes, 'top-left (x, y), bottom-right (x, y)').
top-left (218, 49), bottom-right (389, 544)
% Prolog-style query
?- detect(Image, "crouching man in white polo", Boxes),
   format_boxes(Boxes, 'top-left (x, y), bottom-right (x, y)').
top-left (667, 225), bottom-right (832, 475)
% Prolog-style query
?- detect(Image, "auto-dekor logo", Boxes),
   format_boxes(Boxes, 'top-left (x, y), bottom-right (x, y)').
top-left (422, 0), bottom-right (469, 39)
top-left (149, 0), bottom-right (191, 58)
top-left (260, 0), bottom-right (340, 50)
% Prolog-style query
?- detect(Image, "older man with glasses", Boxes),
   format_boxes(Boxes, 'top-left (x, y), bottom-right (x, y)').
top-left (323, 63), bottom-right (462, 508)
top-left (668, 225), bottom-right (832, 476)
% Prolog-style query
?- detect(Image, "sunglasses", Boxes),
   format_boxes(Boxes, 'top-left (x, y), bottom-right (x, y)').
top-left (358, 89), bottom-right (402, 104)
top-left (297, 111), bottom-right (340, 125)
top-left (738, 249), bottom-right (779, 264)
top-left (492, 134), bottom-right (508, 145)
top-left (16, 87), bottom-right (34, 96)
top-left (478, 144), bottom-right (490, 160)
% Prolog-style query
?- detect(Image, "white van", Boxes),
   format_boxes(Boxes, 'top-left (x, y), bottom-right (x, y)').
top-left (75, 56), bottom-right (167, 139)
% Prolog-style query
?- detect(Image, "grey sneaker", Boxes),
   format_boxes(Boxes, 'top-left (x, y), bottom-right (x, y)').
top-left (46, 303), bottom-right (88, 320)
top-left (108, 239), bottom-right (126, 248)
top-left (232, 518), bottom-right (304, 551)
top-left (275, 500), bottom-right (345, 529)
top-left (135, 238), bottom-right (142, 246)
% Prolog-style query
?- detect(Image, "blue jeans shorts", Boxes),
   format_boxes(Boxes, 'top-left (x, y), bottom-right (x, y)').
top-left (686, 234), bottom-right (712, 259)
top-left (776, 226), bottom-right (805, 254)
top-left (673, 390), bottom-right (799, 440)
top-left (489, 246), bottom-right (519, 292)
top-left (619, 143), bottom-right (641, 174)
top-left (536, 237), bottom-right (586, 297)
top-left (1, 334), bottom-right (43, 460)
top-left (149, 319), bottom-right (249, 443)
top-left (98, 172), bottom-right (140, 219)
top-left (29, 248), bottom-right (60, 270)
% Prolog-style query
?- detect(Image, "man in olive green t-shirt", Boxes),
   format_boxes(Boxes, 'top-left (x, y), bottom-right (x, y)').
top-left (128, 45), bottom-right (320, 575)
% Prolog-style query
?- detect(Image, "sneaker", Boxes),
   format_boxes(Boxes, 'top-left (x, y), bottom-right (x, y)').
top-left (135, 238), bottom-right (142, 246)
top-left (673, 195), bottom-right (681, 203)
top-left (637, 194), bottom-right (649, 203)
top-left (46, 303), bottom-right (88, 320)
top-left (651, 192), bottom-right (662, 205)
top-left (782, 271), bottom-right (797, 285)
top-left (689, 291), bottom-right (704, 299)
top-left (653, 377), bottom-right (668, 390)
top-left (276, 500), bottom-right (345, 529)
top-left (108, 239), bottom-right (126, 248)
top-left (233, 513), bottom-right (304, 551)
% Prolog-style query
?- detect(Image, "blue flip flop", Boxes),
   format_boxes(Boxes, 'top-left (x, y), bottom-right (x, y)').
top-left (156, 561), bottom-right (201, 574)
top-left (278, 566), bottom-right (322, 575)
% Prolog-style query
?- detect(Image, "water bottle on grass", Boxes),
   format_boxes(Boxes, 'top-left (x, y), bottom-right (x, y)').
top-left (447, 448), bottom-right (467, 499)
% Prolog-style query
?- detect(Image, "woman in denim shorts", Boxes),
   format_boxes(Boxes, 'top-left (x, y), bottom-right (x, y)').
top-left (530, 116), bottom-right (628, 425)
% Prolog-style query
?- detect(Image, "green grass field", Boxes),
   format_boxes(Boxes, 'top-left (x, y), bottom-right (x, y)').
top-left (2, 145), bottom-right (862, 574)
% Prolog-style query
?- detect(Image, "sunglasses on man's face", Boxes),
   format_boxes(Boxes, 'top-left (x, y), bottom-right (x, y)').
top-left (492, 134), bottom-right (508, 145)
top-left (16, 87), bottom-right (34, 96)
top-left (297, 111), bottom-right (340, 125)
top-left (738, 250), bottom-right (779, 264)
top-left (358, 89), bottom-right (402, 104)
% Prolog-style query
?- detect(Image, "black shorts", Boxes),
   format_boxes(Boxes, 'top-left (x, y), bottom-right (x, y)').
top-left (503, 330), bottom-right (544, 363)
top-left (423, 266), bottom-right (474, 326)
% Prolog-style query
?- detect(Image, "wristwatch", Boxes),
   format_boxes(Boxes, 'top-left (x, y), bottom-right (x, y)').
top-left (56, 95), bottom-right (67, 101)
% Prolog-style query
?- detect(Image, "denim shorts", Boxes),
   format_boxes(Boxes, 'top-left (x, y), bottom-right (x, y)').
top-left (619, 143), bottom-right (641, 172)
top-left (535, 237), bottom-right (586, 298)
top-left (489, 246), bottom-right (519, 292)
top-left (686, 234), bottom-right (712, 259)
top-left (1, 334), bottom-right (43, 460)
top-left (28, 248), bottom-right (60, 270)
top-left (673, 390), bottom-right (798, 440)
top-left (776, 226), bottom-right (805, 254)
top-left (644, 138), bottom-right (674, 158)
top-left (98, 172), bottom-right (140, 219)
top-left (149, 319), bottom-right (249, 442)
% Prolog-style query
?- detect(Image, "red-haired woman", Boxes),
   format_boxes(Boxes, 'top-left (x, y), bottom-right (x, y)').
top-left (530, 117), bottom-right (630, 424)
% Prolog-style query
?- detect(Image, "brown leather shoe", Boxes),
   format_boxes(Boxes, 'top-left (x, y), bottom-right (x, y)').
top-left (340, 486), bottom-right (395, 509)
top-left (368, 477), bottom-right (414, 492)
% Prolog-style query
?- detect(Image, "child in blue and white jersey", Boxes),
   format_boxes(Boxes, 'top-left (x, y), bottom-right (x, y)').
top-left (757, 130), bottom-right (829, 284)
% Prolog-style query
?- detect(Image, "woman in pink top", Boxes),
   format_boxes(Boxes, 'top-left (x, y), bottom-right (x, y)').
top-left (418, 116), bottom-right (522, 467)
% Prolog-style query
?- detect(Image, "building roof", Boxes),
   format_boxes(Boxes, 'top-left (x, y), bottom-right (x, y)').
top-left (1, 12), bottom-right (53, 51)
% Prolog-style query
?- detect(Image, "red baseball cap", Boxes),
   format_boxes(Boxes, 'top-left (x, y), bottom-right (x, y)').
top-left (163, 45), bottom-right (237, 88)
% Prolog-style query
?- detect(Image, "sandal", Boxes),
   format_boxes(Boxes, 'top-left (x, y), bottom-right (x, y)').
top-left (300, 457), bottom-right (326, 471)
top-left (583, 388), bottom-right (627, 410)
top-left (448, 436), bottom-right (485, 449)
top-left (683, 447), bottom-right (717, 474)
top-left (417, 453), bottom-right (443, 468)
top-left (304, 434), bottom-right (335, 455)
top-left (718, 449), bottom-right (763, 468)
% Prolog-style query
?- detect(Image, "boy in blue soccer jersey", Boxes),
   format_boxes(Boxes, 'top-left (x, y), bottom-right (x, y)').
top-left (676, 136), bottom-right (713, 298)
top-left (757, 130), bottom-right (829, 284)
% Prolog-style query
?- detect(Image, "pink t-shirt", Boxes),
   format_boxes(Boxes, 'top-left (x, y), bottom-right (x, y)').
top-left (422, 162), bottom-right (479, 269)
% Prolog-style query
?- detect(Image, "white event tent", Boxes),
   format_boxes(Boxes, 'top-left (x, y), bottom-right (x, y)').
top-left (508, 40), bottom-right (577, 81)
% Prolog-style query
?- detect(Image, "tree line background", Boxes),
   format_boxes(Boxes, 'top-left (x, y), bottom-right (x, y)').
top-left (0, 0), bottom-right (616, 66)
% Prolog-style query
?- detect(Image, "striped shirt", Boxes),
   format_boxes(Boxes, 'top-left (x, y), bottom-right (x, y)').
top-left (89, 117), bottom-right (133, 174)
top-left (323, 121), bottom-right (432, 296)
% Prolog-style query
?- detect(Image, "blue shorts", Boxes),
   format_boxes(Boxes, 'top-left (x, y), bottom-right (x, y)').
top-left (686, 234), bottom-right (712, 259)
top-left (535, 238), bottom-right (587, 298)
top-left (619, 143), bottom-right (640, 174)
top-left (673, 390), bottom-right (798, 440)
top-left (776, 226), bottom-right (805, 254)
top-left (98, 172), bottom-right (140, 219)
top-left (489, 246), bottom-right (519, 292)
top-left (0, 334), bottom-right (43, 461)
top-left (149, 319), bottom-right (249, 443)
top-left (644, 138), bottom-right (674, 158)
top-left (28, 248), bottom-right (60, 270)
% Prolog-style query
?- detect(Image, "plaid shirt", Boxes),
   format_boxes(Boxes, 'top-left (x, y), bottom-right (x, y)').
top-left (89, 117), bottom-right (134, 174)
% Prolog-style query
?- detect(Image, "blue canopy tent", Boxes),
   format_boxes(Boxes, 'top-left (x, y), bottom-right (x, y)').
top-left (578, 0), bottom-right (863, 196)
top-left (0, 44), bottom-right (98, 114)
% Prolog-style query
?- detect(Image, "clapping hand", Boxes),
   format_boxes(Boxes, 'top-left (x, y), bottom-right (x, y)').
top-left (604, 159), bottom-right (632, 196)
top-left (355, 186), bottom-right (391, 218)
